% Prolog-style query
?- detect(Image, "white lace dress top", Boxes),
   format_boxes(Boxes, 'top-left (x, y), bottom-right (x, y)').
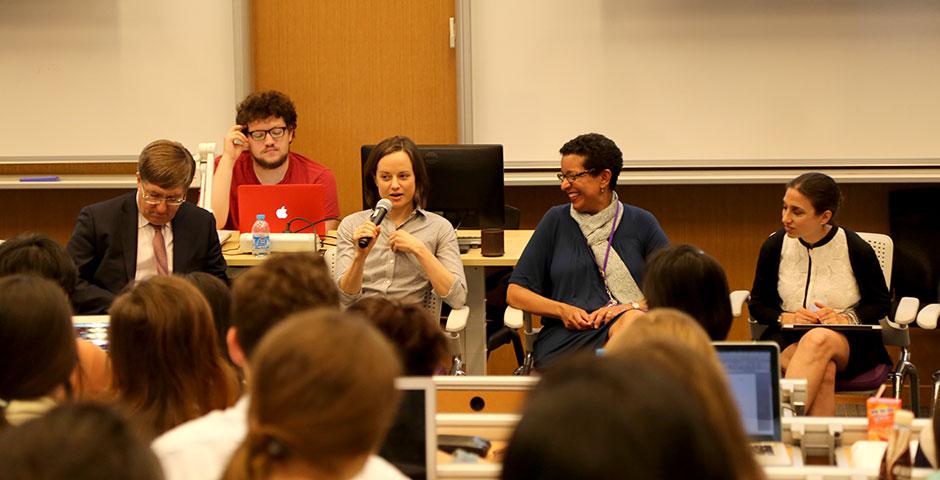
top-left (777, 227), bottom-right (861, 313)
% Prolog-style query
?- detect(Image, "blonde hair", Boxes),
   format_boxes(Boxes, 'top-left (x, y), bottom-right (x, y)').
top-left (609, 335), bottom-right (766, 480)
top-left (222, 309), bottom-right (402, 480)
top-left (606, 308), bottom-right (717, 362)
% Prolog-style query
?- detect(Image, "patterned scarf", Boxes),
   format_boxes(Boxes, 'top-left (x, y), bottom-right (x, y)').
top-left (570, 191), bottom-right (643, 304)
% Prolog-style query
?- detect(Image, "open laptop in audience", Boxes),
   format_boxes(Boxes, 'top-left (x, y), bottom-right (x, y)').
top-left (714, 342), bottom-right (792, 467)
top-left (379, 377), bottom-right (437, 480)
top-left (237, 184), bottom-right (327, 236)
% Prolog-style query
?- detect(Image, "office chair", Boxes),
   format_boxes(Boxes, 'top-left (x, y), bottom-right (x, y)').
top-left (194, 143), bottom-right (216, 212)
top-left (912, 303), bottom-right (940, 415)
top-left (323, 248), bottom-right (470, 375)
top-left (736, 232), bottom-right (920, 414)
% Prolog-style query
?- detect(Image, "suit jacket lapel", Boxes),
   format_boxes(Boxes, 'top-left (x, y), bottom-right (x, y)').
top-left (121, 192), bottom-right (139, 282)
top-left (171, 205), bottom-right (187, 273)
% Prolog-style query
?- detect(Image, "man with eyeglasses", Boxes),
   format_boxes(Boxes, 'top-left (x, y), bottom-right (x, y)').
top-left (67, 140), bottom-right (228, 314)
top-left (210, 90), bottom-right (339, 232)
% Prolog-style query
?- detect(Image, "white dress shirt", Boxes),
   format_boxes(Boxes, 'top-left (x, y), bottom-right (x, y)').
top-left (152, 396), bottom-right (407, 480)
top-left (135, 212), bottom-right (174, 282)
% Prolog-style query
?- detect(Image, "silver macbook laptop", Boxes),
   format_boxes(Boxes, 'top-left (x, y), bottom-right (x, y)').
top-left (379, 377), bottom-right (438, 480)
top-left (714, 342), bottom-right (792, 467)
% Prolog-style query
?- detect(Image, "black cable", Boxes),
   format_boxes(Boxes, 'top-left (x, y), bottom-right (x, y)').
top-left (284, 216), bottom-right (340, 234)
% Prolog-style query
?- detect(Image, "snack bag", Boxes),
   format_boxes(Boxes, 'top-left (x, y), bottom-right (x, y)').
top-left (867, 396), bottom-right (902, 441)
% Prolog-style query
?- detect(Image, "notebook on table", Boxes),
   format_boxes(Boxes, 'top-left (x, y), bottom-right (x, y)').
top-left (379, 377), bottom-right (437, 480)
top-left (714, 342), bottom-right (792, 467)
top-left (237, 184), bottom-right (326, 236)
top-left (782, 324), bottom-right (881, 332)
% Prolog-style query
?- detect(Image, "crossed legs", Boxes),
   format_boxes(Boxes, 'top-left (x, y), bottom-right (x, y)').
top-left (781, 328), bottom-right (850, 416)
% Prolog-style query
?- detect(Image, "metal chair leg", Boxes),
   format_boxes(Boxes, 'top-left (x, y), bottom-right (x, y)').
top-left (931, 371), bottom-right (940, 416)
top-left (891, 352), bottom-right (919, 415)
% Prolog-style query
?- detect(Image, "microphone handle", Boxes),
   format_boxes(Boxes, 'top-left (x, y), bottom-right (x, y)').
top-left (357, 208), bottom-right (388, 248)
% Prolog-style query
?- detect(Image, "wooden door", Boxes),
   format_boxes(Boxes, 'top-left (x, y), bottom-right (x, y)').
top-left (251, 0), bottom-right (458, 218)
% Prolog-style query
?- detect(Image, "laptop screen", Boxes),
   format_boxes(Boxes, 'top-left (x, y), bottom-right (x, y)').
top-left (378, 377), bottom-right (437, 480)
top-left (714, 342), bottom-right (781, 442)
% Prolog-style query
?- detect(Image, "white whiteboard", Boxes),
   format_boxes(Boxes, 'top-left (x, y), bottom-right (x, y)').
top-left (0, 0), bottom-right (248, 160)
top-left (465, 0), bottom-right (940, 168)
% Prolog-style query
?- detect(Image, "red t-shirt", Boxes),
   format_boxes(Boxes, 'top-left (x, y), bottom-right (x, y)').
top-left (218, 151), bottom-right (339, 231)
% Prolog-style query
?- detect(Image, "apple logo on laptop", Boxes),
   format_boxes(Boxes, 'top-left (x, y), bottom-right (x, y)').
top-left (275, 205), bottom-right (288, 220)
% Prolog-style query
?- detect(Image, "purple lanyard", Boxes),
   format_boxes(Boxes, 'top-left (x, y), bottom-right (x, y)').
top-left (592, 202), bottom-right (621, 305)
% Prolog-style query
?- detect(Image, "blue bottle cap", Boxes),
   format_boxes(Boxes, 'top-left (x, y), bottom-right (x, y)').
top-left (257, 214), bottom-right (265, 220)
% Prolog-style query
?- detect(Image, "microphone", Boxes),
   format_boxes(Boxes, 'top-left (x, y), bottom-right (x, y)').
top-left (358, 198), bottom-right (393, 248)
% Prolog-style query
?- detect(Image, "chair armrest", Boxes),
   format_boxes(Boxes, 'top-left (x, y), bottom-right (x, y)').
top-left (445, 306), bottom-right (469, 333)
top-left (889, 296), bottom-right (920, 328)
top-left (916, 303), bottom-right (940, 330)
top-left (729, 290), bottom-right (750, 318)
top-left (504, 306), bottom-right (524, 330)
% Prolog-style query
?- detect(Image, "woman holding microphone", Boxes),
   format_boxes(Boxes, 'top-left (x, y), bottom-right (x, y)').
top-left (335, 135), bottom-right (467, 309)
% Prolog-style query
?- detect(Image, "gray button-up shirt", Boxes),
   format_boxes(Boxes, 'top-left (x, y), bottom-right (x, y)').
top-left (335, 208), bottom-right (468, 309)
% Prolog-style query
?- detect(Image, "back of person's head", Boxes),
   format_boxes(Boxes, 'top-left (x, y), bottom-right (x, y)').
top-left (787, 172), bottom-right (842, 224)
top-left (235, 90), bottom-right (298, 131)
top-left (605, 308), bottom-right (716, 361)
top-left (181, 271), bottom-right (232, 355)
top-left (0, 402), bottom-right (163, 480)
top-left (642, 244), bottom-right (733, 340)
top-left (0, 275), bottom-right (77, 428)
top-left (501, 353), bottom-right (736, 480)
top-left (138, 139), bottom-right (196, 190)
top-left (0, 233), bottom-right (78, 296)
top-left (231, 252), bottom-right (338, 357)
top-left (222, 309), bottom-right (402, 480)
top-left (109, 275), bottom-right (238, 437)
top-left (347, 297), bottom-right (448, 376)
top-left (612, 339), bottom-right (765, 480)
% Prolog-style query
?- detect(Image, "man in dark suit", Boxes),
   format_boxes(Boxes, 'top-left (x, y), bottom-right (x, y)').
top-left (67, 139), bottom-right (227, 314)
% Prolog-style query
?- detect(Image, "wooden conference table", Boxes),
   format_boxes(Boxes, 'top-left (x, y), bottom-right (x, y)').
top-left (224, 229), bottom-right (534, 375)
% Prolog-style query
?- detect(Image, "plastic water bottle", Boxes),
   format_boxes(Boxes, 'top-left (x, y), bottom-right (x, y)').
top-left (251, 214), bottom-right (271, 257)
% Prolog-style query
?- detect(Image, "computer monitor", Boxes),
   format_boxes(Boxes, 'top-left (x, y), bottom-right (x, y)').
top-left (360, 144), bottom-right (505, 229)
top-left (713, 342), bottom-right (782, 442)
top-left (378, 377), bottom-right (436, 480)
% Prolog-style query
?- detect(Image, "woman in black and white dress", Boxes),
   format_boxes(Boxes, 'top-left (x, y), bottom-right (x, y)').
top-left (748, 172), bottom-right (891, 416)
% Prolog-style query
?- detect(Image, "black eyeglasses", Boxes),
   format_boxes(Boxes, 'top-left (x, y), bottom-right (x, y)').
top-left (556, 169), bottom-right (595, 183)
top-left (245, 126), bottom-right (288, 141)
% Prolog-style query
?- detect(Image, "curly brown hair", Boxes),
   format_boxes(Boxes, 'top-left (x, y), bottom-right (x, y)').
top-left (235, 90), bottom-right (298, 130)
top-left (347, 297), bottom-right (449, 375)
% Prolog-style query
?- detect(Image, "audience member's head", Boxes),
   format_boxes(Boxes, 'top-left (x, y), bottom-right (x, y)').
top-left (612, 339), bottom-right (765, 480)
top-left (362, 135), bottom-right (429, 209)
top-left (230, 252), bottom-right (338, 363)
top-left (0, 275), bottom-right (77, 428)
top-left (182, 271), bottom-right (232, 355)
top-left (347, 297), bottom-right (449, 376)
top-left (109, 275), bottom-right (239, 437)
top-left (605, 308), bottom-right (716, 361)
top-left (642, 244), bottom-right (733, 340)
top-left (501, 352), bottom-right (737, 480)
top-left (0, 232), bottom-right (78, 296)
top-left (222, 309), bottom-right (401, 480)
top-left (0, 402), bottom-right (163, 480)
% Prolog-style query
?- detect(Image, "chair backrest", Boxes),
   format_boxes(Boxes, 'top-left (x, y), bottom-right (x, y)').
top-left (324, 247), bottom-right (442, 319)
top-left (855, 232), bottom-right (893, 287)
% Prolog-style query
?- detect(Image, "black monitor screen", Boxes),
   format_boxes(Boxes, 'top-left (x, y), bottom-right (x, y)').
top-left (361, 144), bottom-right (505, 229)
